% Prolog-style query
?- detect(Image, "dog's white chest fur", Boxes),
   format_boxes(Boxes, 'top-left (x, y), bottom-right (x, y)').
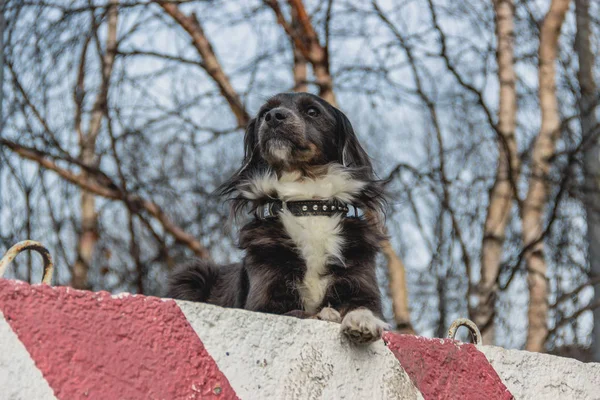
top-left (280, 213), bottom-right (343, 313)
top-left (241, 166), bottom-right (365, 313)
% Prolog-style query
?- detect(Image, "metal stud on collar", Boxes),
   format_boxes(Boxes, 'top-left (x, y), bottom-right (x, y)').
top-left (312, 205), bottom-right (318, 211)
top-left (302, 205), bottom-right (308, 211)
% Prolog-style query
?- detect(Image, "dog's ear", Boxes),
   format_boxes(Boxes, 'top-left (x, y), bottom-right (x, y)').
top-left (335, 108), bottom-right (373, 175)
top-left (334, 107), bottom-right (387, 215)
top-left (218, 119), bottom-right (263, 217)
top-left (240, 118), bottom-right (259, 175)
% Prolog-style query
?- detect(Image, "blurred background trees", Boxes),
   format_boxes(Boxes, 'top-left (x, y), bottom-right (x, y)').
top-left (1, 0), bottom-right (598, 360)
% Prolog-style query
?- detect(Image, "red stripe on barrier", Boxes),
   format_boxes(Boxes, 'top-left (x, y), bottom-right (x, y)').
top-left (383, 332), bottom-right (513, 400)
top-left (0, 279), bottom-right (237, 400)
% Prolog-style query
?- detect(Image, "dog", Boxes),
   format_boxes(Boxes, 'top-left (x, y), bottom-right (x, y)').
top-left (168, 92), bottom-right (388, 344)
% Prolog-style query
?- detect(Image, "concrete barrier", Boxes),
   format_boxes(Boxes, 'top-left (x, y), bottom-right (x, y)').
top-left (0, 278), bottom-right (598, 399)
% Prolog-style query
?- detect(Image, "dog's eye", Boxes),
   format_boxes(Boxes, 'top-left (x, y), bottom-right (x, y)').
top-left (306, 107), bottom-right (320, 117)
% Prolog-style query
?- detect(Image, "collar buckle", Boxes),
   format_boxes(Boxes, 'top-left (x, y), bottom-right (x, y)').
top-left (347, 204), bottom-right (363, 218)
top-left (260, 202), bottom-right (275, 219)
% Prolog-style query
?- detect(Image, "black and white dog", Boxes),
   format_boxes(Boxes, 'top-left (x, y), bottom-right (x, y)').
top-left (168, 93), bottom-right (388, 344)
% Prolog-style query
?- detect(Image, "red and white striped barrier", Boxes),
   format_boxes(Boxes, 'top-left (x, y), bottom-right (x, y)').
top-left (1, 278), bottom-right (599, 400)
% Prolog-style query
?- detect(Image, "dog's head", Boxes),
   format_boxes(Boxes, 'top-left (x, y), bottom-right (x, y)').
top-left (248, 92), bottom-right (372, 172)
top-left (237, 93), bottom-right (372, 174)
top-left (220, 92), bottom-right (381, 216)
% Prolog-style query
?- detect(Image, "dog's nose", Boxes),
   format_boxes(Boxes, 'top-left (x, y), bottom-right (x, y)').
top-left (265, 107), bottom-right (291, 127)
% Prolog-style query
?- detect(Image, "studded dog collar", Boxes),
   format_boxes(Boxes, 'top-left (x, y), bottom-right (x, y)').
top-left (255, 200), bottom-right (363, 220)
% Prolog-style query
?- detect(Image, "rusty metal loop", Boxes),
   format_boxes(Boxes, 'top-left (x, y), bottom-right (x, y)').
top-left (447, 318), bottom-right (482, 345)
top-left (0, 240), bottom-right (54, 285)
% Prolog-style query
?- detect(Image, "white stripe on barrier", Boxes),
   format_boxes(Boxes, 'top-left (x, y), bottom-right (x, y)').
top-left (0, 312), bottom-right (57, 400)
top-left (177, 300), bottom-right (424, 400)
top-left (480, 345), bottom-right (600, 400)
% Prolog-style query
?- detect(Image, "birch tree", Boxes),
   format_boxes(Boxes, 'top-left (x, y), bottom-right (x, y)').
top-left (575, 0), bottom-right (600, 361)
top-left (474, 0), bottom-right (519, 345)
top-left (72, 0), bottom-right (119, 289)
top-left (523, 0), bottom-right (571, 353)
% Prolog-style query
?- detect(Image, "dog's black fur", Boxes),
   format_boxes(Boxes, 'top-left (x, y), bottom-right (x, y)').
top-left (168, 93), bottom-right (386, 335)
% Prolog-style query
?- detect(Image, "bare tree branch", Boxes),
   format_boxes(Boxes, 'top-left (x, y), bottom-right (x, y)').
top-left (157, 1), bottom-right (250, 127)
top-left (0, 139), bottom-right (211, 260)
top-left (374, 0), bottom-right (473, 319)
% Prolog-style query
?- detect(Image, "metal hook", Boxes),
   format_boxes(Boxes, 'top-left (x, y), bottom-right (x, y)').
top-left (447, 318), bottom-right (482, 345)
top-left (0, 240), bottom-right (54, 285)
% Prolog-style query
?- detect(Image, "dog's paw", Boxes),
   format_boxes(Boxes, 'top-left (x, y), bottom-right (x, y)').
top-left (316, 307), bottom-right (342, 323)
top-left (341, 308), bottom-right (388, 345)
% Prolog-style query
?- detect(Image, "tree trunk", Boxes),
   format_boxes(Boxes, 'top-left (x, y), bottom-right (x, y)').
top-left (73, 171), bottom-right (98, 289)
top-left (0, 2), bottom-right (4, 132)
top-left (474, 0), bottom-right (519, 345)
top-left (523, 0), bottom-right (570, 353)
top-left (73, 0), bottom-right (119, 289)
top-left (575, 0), bottom-right (600, 362)
top-left (293, 48), bottom-right (308, 92)
top-left (291, 7), bottom-right (308, 93)
top-left (435, 277), bottom-right (447, 339)
top-left (268, 0), bottom-right (337, 105)
top-left (286, 0), bottom-right (334, 102)
top-left (382, 239), bottom-right (415, 334)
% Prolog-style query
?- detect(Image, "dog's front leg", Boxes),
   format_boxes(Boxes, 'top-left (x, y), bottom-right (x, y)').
top-left (315, 304), bottom-right (387, 344)
top-left (321, 280), bottom-right (388, 344)
top-left (244, 269), bottom-right (303, 316)
top-left (340, 307), bottom-right (389, 344)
